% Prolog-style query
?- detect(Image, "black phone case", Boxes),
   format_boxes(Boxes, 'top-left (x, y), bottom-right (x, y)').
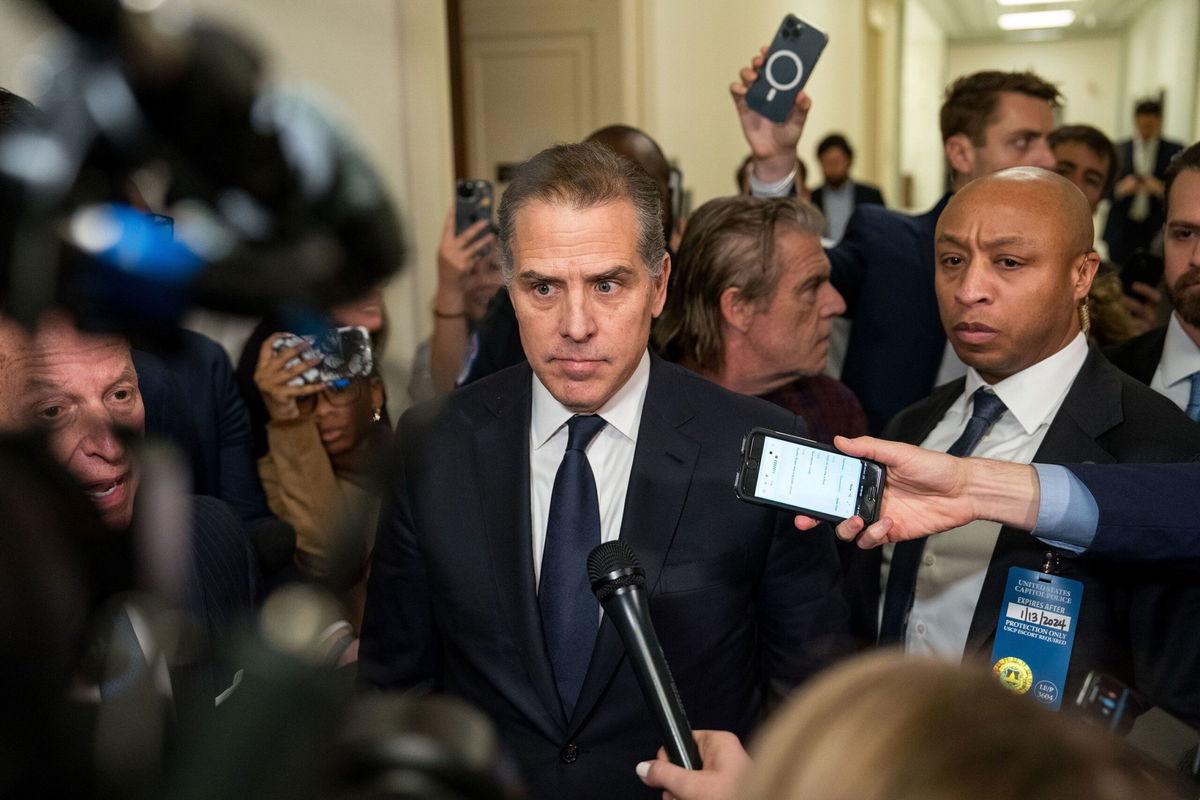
top-left (455, 179), bottom-right (494, 235)
top-left (733, 426), bottom-right (884, 525)
top-left (745, 15), bottom-right (828, 125)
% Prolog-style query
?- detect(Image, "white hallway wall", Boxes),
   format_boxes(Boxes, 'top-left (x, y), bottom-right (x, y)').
top-left (1120, 0), bottom-right (1199, 144)
top-left (897, 0), bottom-right (947, 212)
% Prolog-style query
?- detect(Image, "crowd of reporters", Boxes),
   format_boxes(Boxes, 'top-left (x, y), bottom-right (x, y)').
top-left (3, 8), bottom-right (1200, 799)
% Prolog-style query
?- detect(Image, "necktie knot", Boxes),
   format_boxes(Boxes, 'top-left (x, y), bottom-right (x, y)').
top-left (566, 414), bottom-right (606, 452)
top-left (969, 387), bottom-right (1007, 427)
top-left (944, 388), bottom-right (1008, 459)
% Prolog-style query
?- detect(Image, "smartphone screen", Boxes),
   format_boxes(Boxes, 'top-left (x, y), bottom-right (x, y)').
top-left (754, 433), bottom-right (864, 518)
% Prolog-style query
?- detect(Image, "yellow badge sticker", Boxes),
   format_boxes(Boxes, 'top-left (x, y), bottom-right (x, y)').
top-left (993, 656), bottom-right (1033, 694)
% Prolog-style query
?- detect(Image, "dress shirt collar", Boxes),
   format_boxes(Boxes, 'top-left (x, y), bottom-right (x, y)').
top-left (530, 349), bottom-right (650, 450)
top-left (1158, 313), bottom-right (1200, 389)
top-left (961, 332), bottom-right (1089, 436)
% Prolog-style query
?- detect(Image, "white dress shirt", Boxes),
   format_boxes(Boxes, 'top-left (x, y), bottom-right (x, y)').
top-left (1149, 313), bottom-right (1200, 412)
top-left (822, 182), bottom-right (855, 243)
top-left (1130, 137), bottom-right (1159, 222)
top-left (881, 332), bottom-right (1090, 659)
top-left (529, 350), bottom-right (650, 586)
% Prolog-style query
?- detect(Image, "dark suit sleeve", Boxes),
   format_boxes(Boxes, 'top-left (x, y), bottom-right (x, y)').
top-left (1066, 462), bottom-right (1200, 564)
top-left (826, 209), bottom-right (872, 317)
top-left (859, 185), bottom-right (886, 208)
top-left (755, 414), bottom-right (853, 699)
top-left (196, 333), bottom-right (273, 523)
top-left (358, 415), bottom-right (441, 689)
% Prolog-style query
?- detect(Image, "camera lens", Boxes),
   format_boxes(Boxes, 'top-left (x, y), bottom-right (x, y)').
top-left (458, 182), bottom-right (475, 198)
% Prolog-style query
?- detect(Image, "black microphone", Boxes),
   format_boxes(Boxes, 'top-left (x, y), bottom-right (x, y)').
top-left (587, 541), bottom-right (702, 770)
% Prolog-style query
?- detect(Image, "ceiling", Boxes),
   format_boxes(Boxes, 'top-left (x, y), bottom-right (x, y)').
top-left (917, 0), bottom-right (1154, 42)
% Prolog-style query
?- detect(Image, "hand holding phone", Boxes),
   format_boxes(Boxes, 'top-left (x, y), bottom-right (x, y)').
top-left (455, 179), bottom-right (493, 237)
top-left (735, 427), bottom-right (884, 524)
top-left (744, 16), bottom-right (828, 125)
top-left (271, 325), bottom-right (374, 386)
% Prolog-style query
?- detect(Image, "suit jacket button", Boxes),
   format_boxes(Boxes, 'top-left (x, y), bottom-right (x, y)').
top-left (560, 743), bottom-right (579, 763)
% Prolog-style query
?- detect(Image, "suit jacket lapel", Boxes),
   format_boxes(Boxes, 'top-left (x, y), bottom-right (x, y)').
top-left (567, 356), bottom-right (701, 735)
top-left (964, 348), bottom-right (1123, 653)
top-left (473, 365), bottom-right (567, 736)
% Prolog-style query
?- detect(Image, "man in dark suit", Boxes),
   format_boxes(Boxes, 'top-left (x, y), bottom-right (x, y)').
top-left (733, 63), bottom-right (1060, 433)
top-left (359, 142), bottom-right (850, 800)
top-left (811, 133), bottom-right (885, 243)
top-left (1106, 141), bottom-right (1200, 421)
top-left (840, 168), bottom-right (1200, 724)
top-left (1103, 100), bottom-right (1185, 270)
top-left (0, 316), bottom-right (260, 710)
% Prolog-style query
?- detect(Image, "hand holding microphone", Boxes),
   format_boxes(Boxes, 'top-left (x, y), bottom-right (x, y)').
top-left (587, 540), bottom-right (702, 770)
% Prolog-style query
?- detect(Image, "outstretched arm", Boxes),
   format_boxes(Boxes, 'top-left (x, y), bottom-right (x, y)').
top-left (792, 436), bottom-right (1041, 548)
top-left (730, 48), bottom-right (811, 187)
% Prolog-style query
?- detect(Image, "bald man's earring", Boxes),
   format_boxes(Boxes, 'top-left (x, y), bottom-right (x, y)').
top-left (1079, 300), bottom-right (1091, 337)
top-left (372, 407), bottom-right (382, 423)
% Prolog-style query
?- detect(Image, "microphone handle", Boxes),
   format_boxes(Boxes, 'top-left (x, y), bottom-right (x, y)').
top-left (604, 587), bottom-right (703, 769)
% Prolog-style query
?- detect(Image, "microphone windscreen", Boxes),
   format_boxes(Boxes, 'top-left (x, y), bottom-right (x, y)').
top-left (587, 540), bottom-right (645, 602)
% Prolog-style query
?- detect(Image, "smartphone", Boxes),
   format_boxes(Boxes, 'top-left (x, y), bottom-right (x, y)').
top-left (455, 179), bottom-right (494, 236)
top-left (271, 325), bottom-right (374, 386)
top-left (1075, 671), bottom-right (1148, 735)
top-left (734, 427), bottom-right (884, 524)
top-left (745, 15), bottom-right (828, 124)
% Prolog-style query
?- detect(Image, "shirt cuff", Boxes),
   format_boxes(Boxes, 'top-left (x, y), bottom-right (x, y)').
top-left (1031, 463), bottom-right (1099, 554)
top-left (749, 165), bottom-right (797, 198)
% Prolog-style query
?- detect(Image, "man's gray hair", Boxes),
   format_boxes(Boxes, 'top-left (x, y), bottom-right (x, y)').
top-left (496, 141), bottom-right (666, 284)
top-left (655, 196), bottom-right (825, 372)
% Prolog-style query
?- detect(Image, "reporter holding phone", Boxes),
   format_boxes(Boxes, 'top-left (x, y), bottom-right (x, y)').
top-left (254, 335), bottom-right (391, 631)
top-left (407, 204), bottom-right (498, 402)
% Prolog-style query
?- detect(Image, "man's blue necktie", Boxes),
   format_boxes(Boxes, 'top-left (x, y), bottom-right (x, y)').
top-left (1186, 372), bottom-right (1200, 423)
top-left (540, 414), bottom-right (607, 716)
top-left (878, 388), bottom-right (1009, 645)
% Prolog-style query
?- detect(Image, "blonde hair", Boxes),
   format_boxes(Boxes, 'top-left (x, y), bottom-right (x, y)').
top-left (742, 652), bottom-right (1168, 800)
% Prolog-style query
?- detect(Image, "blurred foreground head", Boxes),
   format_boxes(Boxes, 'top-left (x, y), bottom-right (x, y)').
top-left (743, 651), bottom-right (1170, 800)
top-left (0, 314), bottom-right (143, 529)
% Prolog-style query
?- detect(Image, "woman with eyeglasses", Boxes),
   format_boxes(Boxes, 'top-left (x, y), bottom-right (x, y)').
top-left (253, 334), bottom-right (391, 633)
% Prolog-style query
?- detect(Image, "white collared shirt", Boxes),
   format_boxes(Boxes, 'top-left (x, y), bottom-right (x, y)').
top-left (881, 332), bottom-right (1090, 659)
top-left (822, 181), bottom-right (856, 243)
top-left (1150, 313), bottom-right (1200, 412)
top-left (529, 350), bottom-right (650, 586)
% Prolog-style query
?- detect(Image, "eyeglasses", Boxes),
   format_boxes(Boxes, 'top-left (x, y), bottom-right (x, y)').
top-left (296, 379), bottom-right (363, 414)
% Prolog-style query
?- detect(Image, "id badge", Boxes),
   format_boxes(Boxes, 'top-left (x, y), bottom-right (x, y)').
top-left (989, 566), bottom-right (1083, 710)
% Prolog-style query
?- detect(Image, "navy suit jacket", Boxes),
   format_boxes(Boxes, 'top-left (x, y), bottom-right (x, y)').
top-left (1103, 323), bottom-right (1167, 385)
top-left (828, 194), bottom-right (951, 434)
top-left (360, 354), bottom-right (851, 799)
top-left (812, 181), bottom-right (886, 213)
top-left (842, 348), bottom-right (1200, 724)
top-left (134, 330), bottom-right (272, 523)
top-left (1066, 461), bottom-right (1200, 566)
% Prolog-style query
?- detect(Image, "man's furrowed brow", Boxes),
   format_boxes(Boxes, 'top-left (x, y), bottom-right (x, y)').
top-left (515, 269), bottom-right (562, 285)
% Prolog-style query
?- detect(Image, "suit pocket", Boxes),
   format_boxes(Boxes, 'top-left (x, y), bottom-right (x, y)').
top-left (659, 553), bottom-right (745, 594)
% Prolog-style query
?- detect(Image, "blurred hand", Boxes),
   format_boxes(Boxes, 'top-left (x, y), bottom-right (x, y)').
top-left (1142, 175), bottom-right (1165, 197)
top-left (730, 47), bottom-right (811, 185)
top-left (254, 334), bottom-right (323, 421)
top-left (1114, 174), bottom-right (1141, 199)
top-left (636, 730), bottom-right (751, 800)
top-left (1122, 281), bottom-right (1162, 333)
top-left (436, 206), bottom-right (493, 315)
